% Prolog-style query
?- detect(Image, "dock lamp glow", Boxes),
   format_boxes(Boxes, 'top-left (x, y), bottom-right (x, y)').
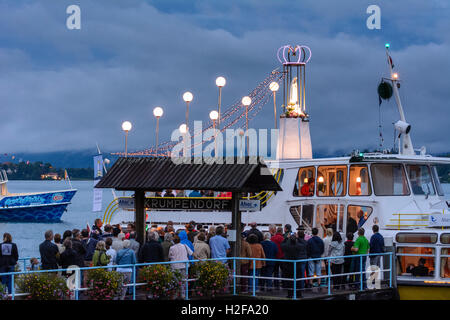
top-left (269, 81), bottom-right (280, 129)
top-left (216, 76), bottom-right (226, 128)
top-left (153, 107), bottom-right (163, 156)
top-left (183, 91), bottom-right (193, 132)
top-left (121, 121), bottom-right (132, 158)
top-left (242, 96), bottom-right (251, 155)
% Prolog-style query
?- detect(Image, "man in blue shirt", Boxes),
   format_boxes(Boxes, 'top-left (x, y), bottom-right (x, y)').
top-left (369, 225), bottom-right (385, 267)
top-left (306, 228), bottom-right (324, 286)
top-left (209, 226), bottom-right (230, 263)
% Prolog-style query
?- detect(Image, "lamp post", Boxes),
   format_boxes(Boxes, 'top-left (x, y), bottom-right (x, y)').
top-left (216, 76), bottom-right (226, 128)
top-left (241, 96), bottom-right (251, 155)
top-left (210, 110), bottom-right (219, 155)
top-left (153, 107), bottom-right (163, 156)
top-left (179, 123), bottom-right (188, 157)
top-left (183, 92), bottom-right (193, 132)
top-left (121, 121), bottom-right (132, 158)
top-left (269, 81), bottom-right (279, 129)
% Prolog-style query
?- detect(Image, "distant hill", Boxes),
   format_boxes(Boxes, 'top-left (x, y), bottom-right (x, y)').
top-left (0, 149), bottom-right (119, 169)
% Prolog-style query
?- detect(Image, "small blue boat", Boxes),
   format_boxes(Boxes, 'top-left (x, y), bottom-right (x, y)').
top-left (0, 170), bottom-right (77, 222)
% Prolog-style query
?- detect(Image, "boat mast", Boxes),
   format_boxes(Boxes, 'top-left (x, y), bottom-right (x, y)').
top-left (385, 45), bottom-right (414, 155)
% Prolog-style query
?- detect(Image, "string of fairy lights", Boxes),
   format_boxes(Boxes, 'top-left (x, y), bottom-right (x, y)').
top-left (114, 69), bottom-right (285, 157)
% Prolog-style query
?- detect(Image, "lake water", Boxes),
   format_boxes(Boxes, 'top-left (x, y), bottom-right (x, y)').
top-left (1, 180), bottom-right (450, 259)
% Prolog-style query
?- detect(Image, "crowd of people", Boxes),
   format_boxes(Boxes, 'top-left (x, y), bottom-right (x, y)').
top-left (0, 218), bottom-right (387, 298)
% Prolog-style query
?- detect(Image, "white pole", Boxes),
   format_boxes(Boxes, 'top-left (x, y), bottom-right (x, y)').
top-left (96, 143), bottom-right (117, 200)
top-left (385, 47), bottom-right (414, 155)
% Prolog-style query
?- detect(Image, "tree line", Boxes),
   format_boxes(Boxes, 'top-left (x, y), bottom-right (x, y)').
top-left (0, 161), bottom-right (94, 180)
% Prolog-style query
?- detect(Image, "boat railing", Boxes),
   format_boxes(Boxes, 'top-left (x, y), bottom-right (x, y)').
top-left (386, 211), bottom-right (447, 229)
top-left (3, 252), bottom-right (394, 300)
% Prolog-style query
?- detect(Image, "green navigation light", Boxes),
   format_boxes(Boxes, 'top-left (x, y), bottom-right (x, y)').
top-left (385, 43), bottom-right (390, 48)
top-left (359, 153), bottom-right (364, 157)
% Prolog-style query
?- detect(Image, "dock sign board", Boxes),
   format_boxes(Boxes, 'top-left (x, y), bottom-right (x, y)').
top-left (428, 213), bottom-right (450, 227)
top-left (239, 199), bottom-right (260, 212)
top-left (145, 197), bottom-right (232, 211)
top-left (118, 197), bottom-right (135, 210)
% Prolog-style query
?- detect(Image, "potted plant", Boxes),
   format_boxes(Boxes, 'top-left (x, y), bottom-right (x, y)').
top-left (86, 268), bottom-right (123, 300)
top-left (16, 272), bottom-right (70, 300)
top-left (138, 264), bottom-right (182, 299)
top-left (0, 282), bottom-right (9, 300)
top-left (192, 261), bottom-right (231, 298)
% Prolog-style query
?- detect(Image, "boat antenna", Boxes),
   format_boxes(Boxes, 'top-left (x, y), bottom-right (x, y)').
top-left (378, 103), bottom-right (384, 149)
top-left (385, 43), bottom-right (414, 155)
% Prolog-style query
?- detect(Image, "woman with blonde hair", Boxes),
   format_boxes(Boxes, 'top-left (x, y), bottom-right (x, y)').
top-left (92, 241), bottom-right (110, 267)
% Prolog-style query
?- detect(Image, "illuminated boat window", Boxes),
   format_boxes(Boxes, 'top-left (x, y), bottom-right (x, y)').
top-left (431, 166), bottom-right (445, 196)
top-left (441, 234), bottom-right (450, 244)
top-left (349, 165), bottom-right (372, 196)
top-left (396, 233), bottom-right (438, 244)
top-left (441, 248), bottom-right (450, 278)
top-left (406, 165), bottom-right (435, 196)
top-left (346, 205), bottom-right (373, 233)
top-left (371, 164), bottom-right (410, 196)
top-left (293, 166), bottom-right (316, 197)
top-left (396, 246), bottom-right (435, 277)
top-left (315, 204), bottom-right (345, 236)
top-left (316, 166), bottom-right (347, 197)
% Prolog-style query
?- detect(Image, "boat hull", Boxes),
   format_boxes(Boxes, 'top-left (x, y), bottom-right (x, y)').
top-left (0, 190), bottom-right (76, 222)
top-left (398, 285), bottom-right (450, 300)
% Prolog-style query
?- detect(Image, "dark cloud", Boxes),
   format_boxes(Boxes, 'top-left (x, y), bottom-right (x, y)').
top-left (0, 0), bottom-right (449, 155)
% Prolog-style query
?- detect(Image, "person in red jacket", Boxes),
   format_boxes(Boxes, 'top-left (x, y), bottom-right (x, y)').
top-left (271, 226), bottom-right (284, 289)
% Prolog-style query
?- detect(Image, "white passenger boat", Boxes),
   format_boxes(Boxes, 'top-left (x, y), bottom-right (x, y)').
top-left (105, 45), bottom-right (450, 298)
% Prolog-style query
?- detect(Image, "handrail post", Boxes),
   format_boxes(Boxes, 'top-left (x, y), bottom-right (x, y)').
top-left (293, 261), bottom-right (297, 300)
top-left (389, 252), bottom-right (392, 288)
top-left (328, 258), bottom-right (331, 295)
top-left (75, 268), bottom-right (79, 301)
top-left (252, 259), bottom-right (256, 297)
top-left (360, 255), bottom-right (363, 291)
top-left (11, 273), bottom-right (15, 300)
top-left (185, 262), bottom-right (189, 300)
top-left (132, 265), bottom-right (136, 301)
top-left (233, 258), bottom-right (236, 296)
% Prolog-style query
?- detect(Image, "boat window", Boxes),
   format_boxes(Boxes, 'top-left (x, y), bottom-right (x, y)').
top-left (289, 204), bottom-right (314, 231)
top-left (315, 204), bottom-right (345, 236)
top-left (316, 165), bottom-right (347, 197)
top-left (396, 247), bottom-right (435, 277)
top-left (293, 166), bottom-right (315, 197)
top-left (431, 166), bottom-right (445, 196)
top-left (346, 205), bottom-right (373, 233)
top-left (441, 248), bottom-right (450, 278)
top-left (371, 164), bottom-right (410, 196)
top-left (441, 234), bottom-right (450, 244)
top-left (349, 165), bottom-right (372, 196)
top-left (396, 233), bottom-right (438, 244)
top-left (406, 165), bottom-right (435, 196)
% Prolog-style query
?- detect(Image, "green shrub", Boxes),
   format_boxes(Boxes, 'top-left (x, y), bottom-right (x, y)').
top-left (138, 264), bottom-right (182, 299)
top-left (0, 282), bottom-right (9, 300)
top-left (16, 272), bottom-right (70, 300)
top-left (86, 268), bottom-right (123, 300)
top-left (192, 261), bottom-right (231, 297)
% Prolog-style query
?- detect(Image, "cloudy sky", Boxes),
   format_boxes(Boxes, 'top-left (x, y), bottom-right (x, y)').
top-left (0, 0), bottom-right (449, 156)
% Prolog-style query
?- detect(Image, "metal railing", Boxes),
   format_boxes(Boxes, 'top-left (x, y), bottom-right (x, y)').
top-left (1, 252), bottom-right (393, 300)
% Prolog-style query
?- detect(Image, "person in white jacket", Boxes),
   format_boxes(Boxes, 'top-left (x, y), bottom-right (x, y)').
top-left (169, 234), bottom-right (193, 298)
top-left (327, 232), bottom-right (345, 291)
top-left (169, 234), bottom-right (193, 268)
